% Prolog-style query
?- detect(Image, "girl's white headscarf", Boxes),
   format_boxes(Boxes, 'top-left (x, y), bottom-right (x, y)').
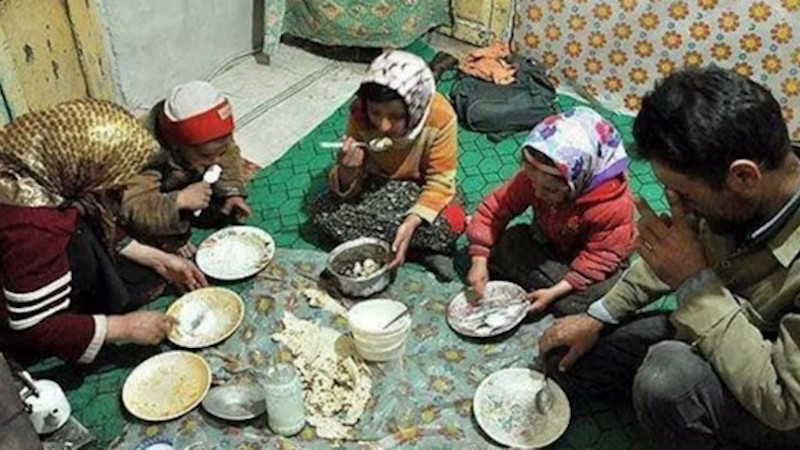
top-left (360, 50), bottom-right (436, 141)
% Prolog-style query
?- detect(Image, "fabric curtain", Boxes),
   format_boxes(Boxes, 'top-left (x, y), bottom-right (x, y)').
top-left (513, 0), bottom-right (800, 141)
top-left (264, 0), bottom-right (451, 55)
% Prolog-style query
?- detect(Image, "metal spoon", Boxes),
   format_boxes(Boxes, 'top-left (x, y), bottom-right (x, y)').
top-left (535, 358), bottom-right (553, 415)
top-left (381, 308), bottom-right (410, 330)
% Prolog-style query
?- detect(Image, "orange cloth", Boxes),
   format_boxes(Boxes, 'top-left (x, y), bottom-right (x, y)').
top-left (328, 93), bottom-right (458, 223)
top-left (459, 42), bottom-right (517, 85)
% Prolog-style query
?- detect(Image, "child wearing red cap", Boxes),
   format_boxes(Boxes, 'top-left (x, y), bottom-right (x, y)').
top-left (121, 81), bottom-right (251, 256)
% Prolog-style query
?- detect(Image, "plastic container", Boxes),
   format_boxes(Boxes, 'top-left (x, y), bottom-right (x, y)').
top-left (355, 340), bottom-right (408, 362)
top-left (352, 332), bottom-right (408, 351)
top-left (348, 299), bottom-right (409, 334)
top-left (263, 364), bottom-right (305, 436)
top-left (347, 299), bottom-right (411, 361)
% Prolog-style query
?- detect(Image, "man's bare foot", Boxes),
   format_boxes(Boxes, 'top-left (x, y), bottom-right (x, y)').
top-left (177, 243), bottom-right (197, 259)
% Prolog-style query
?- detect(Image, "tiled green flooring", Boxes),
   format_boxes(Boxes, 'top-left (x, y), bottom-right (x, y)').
top-left (31, 52), bottom-right (670, 448)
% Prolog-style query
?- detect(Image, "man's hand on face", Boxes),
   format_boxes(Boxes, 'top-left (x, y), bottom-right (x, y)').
top-left (635, 190), bottom-right (709, 289)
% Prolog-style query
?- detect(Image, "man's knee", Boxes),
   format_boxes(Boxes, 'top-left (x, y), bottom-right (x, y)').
top-left (633, 340), bottom-right (722, 437)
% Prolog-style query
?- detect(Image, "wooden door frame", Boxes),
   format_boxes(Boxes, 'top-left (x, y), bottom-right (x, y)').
top-left (439, 0), bottom-right (515, 46)
top-left (0, 0), bottom-right (113, 125)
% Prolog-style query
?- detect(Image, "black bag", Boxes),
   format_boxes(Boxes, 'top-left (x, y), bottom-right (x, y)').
top-left (450, 56), bottom-right (557, 141)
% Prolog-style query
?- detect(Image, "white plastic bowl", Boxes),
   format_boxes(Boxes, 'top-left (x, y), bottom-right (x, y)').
top-left (347, 299), bottom-right (411, 361)
top-left (347, 299), bottom-right (410, 336)
top-left (355, 339), bottom-right (407, 362)
top-left (351, 317), bottom-right (411, 342)
top-left (352, 331), bottom-right (409, 350)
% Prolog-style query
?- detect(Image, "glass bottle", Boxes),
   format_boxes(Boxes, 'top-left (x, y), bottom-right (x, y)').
top-left (263, 363), bottom-right (306, 436)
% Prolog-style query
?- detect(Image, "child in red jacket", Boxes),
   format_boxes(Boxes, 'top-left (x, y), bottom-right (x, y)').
top-left (467, 107), bottom-right (636, 316)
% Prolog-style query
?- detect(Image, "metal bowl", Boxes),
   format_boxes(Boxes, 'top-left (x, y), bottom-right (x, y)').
top-left (201, 384), bottom-right (266, 421)
top-left (327, 237), bottom-right (392, 297)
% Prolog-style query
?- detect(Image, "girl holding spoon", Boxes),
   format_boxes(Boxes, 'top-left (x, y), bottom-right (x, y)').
top-left (313, 51), bottom-right (466, 280)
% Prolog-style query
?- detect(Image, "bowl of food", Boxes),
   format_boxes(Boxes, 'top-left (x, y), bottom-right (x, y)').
top-left (327, 237), bottom-right (392, 297)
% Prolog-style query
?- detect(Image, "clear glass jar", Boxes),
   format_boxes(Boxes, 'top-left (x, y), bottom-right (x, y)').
top-left (263, 364), bottom-right (306, 436)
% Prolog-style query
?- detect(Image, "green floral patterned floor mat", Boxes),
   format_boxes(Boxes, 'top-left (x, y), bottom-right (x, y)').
top-left (29, 50), bottom-right (671, 449)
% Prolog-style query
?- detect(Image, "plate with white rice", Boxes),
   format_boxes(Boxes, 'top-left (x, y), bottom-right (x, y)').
top-left (195, 226), bottom-right (275, 280)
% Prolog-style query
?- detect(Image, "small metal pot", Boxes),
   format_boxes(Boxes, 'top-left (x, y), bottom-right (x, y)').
top-left (327, 237), bottom-right (392, 297)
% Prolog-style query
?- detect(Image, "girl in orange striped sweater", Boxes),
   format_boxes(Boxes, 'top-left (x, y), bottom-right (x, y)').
top-left (313, 51), bottom-right (465, 279)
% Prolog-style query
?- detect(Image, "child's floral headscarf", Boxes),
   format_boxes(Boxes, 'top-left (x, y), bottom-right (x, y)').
top-left (522, 106), bottom-right (628, 196)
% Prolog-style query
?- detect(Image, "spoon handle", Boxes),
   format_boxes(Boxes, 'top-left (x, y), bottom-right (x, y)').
top-left (319, 142), bottom-right (344, 149)
top-left (381, 308), bottom-right (410, 330)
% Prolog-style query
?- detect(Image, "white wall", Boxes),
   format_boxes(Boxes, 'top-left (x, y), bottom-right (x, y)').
top-left (97, 0), bottom-right (256, 111)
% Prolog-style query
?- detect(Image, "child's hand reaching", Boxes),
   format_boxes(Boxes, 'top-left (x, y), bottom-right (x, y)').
top-left (468, 256), bottom-right (490, 301)
top-left (527, 280), bottom-right (574, 315)
top-left (527, 288), bottom-right (560, 315)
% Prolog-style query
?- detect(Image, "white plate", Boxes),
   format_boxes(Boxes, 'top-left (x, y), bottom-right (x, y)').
top-left (447, 281), bottom-right (528, 337)
top-left (133, 437), bottom-right (173, 450)
top-left (166, 287), bottom-right (245, 348)
top-left (122, 351), bottom-right (211, 422)
top-left (474, 368), bottom-right (570, 449)
top-left (195, 226), bottom-right (275, 280)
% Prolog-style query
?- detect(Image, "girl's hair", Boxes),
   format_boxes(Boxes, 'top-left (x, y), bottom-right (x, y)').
top-left (521, 146), bottom-right (557, 167)
top-left (357, 82), bottom-right (403, 103)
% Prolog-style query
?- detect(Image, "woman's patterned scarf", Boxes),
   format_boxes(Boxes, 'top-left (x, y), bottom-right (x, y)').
top-left (0, 98), bottom-right (159, 245)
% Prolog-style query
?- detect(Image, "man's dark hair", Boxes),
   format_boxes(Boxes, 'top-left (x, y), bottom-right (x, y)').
top-left (633, 66), bottom-right (790, 187)
top-left (357, 82), bottom-right (403, 103)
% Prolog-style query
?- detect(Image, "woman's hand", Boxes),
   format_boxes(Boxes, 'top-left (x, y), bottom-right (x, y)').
top-left (107, 311), bottom-right (177, 345)
top-left (467, 256), bottom-right (490, 301)
top-left (154, 253), bottom-right (208, 292)
top-left (120, 240), bottom-right (209, 292)
top-left (389, 214), bottom-right (423, 269)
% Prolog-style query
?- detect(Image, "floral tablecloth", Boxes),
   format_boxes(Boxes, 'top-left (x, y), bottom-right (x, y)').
top-left (513, 0), bottom-right (800, 140)
top-left (110, 249), bottom-right (554, 449)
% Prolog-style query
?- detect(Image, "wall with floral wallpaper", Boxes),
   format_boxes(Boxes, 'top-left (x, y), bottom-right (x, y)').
top-left (513, 0), bottom-right (800, 140)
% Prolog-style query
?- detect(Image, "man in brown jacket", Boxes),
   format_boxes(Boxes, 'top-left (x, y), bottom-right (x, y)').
top-left (121, 81), bottom-right (250, 254)
top-left (539, 67), bottom-right (800, 449)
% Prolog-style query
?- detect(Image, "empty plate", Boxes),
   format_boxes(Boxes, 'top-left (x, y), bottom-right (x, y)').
top-left (122, 351), bottom-right (211, 422)
top-left (202, 384), bottom-right (266, 421)
top-left (196, 226), bottom-right (275, 280)
top-left (166, 287), bottom-right (245, 348)
top-left (447, 281), bottom-right (528, 337)
top-left (474, 368), bottom-right (570, 449)
top-left (133, 437), bottom-right (173, 450)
